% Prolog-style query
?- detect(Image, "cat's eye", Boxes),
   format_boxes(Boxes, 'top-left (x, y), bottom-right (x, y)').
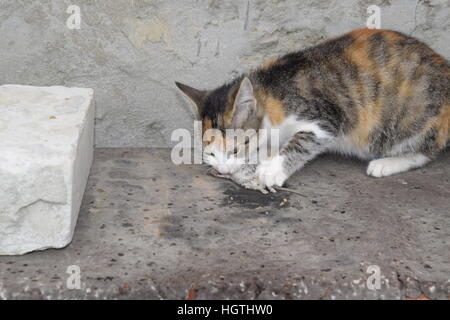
top-left (206, 152), bottom-right (215, 157)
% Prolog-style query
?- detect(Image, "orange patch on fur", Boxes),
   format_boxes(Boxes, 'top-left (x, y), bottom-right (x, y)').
top-left (262, 57), bottom-right (277, 70)
top-left (203, 117), bottom-right (212, 134)
top-left (202, 117), bottom-right (214, 146)
top-left (382, 30), bottom-right (404, 42)
top-left (260, 93), bottom-right (285, 125)
top-left (346, 29), bottom-right (403, 79)
top-left (349, 28), bottom-right (381, 42)
top-left (436, 104), bottom-right (450, 148)
top-left (350, 99), bottom-right (383, 146)
top-left (203, 128), bottom-right (226, 150)
top-left (345, 32), bottom-right (374, 71)
top-left (202, 117), bottom-right (227, 151)
top-left (398, 80), bottom-right (413, 98)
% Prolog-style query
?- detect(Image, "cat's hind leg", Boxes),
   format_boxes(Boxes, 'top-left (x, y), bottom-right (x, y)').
top-left (366, 153), bottom-right (430, 178)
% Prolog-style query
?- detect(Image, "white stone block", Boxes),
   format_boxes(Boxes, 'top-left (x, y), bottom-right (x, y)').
top-left (0, 85), bottom-right (94, 255)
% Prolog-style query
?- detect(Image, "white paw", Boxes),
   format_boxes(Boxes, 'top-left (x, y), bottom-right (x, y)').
top-left (367, 158), bottom-right (409, 177)
top-left (256, 155), bottom-right (288, 187)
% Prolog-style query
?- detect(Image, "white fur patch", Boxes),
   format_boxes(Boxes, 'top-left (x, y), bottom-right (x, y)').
top-left (367, 154), bottom-right (429, 177)
top-left (254, 116), bottom-right (331, 187)
top-left (263, 115), bottom-right (332, 146)
top-left (256, 155), bottom-right (288, 187)
top-left (203, 144), bottom-right (244, 175)
top-left (292, 119), bottom-right (332, 140)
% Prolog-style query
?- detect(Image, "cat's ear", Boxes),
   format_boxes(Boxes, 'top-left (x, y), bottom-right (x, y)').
top-left (232, 77), bottom-right (257, 128)
top-left (175, 81), bottom-right (207, 116)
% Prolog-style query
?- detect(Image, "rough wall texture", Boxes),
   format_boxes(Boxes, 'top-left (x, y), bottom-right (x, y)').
top-left (0, 0), bottom-right (449, 147)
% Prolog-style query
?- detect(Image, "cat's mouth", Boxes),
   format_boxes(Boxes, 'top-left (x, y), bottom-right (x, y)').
top-left (216, 168), bottom-right (231, 175)
top-left (209, 168), bottom-right (229, 177)
top-left (209, 166), bottom-right (239, 176)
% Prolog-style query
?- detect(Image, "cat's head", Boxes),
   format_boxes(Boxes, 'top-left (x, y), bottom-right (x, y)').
top-left (175, 77), bottom-right (260, 175)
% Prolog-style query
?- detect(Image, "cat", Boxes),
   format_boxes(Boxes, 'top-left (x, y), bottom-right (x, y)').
top-left (176, 28), bottom-right (450, 193)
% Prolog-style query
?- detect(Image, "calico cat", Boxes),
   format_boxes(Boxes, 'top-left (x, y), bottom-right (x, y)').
top-left (176, 28), bottom-right (450, 193)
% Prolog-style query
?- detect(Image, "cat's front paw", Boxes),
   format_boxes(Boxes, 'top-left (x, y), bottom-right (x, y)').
top-left (256, 155), bottom-right (288, 188)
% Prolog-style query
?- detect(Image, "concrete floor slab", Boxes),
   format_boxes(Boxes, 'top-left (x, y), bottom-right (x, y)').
top-left (0, 148), bottom-right (449, 299)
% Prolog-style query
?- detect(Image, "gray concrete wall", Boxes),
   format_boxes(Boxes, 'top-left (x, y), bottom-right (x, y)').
top-left (1, 0), bottom-right (449, 147)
